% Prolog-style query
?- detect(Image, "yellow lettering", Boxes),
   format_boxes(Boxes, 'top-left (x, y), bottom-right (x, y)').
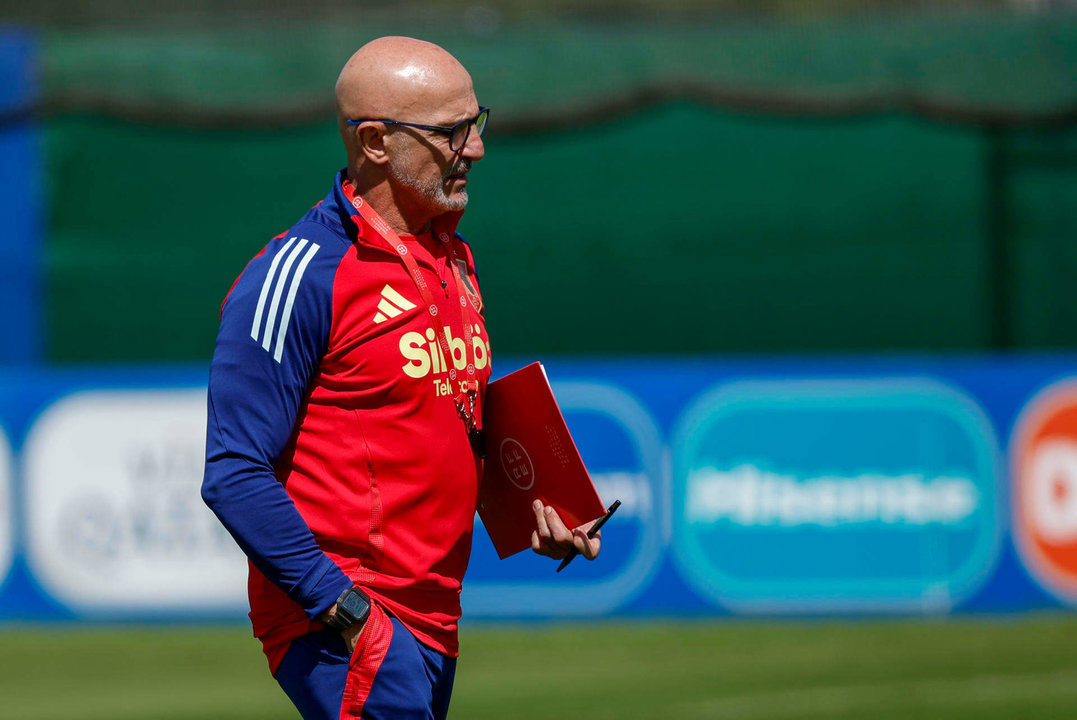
top-left (444, 328), bottom-right (467, 370)
top-left (400, 332), bottom-right (431, 378)
top-left (424, 328), bottom-right (440, 374)
top-left (473, 334), bottom-right (488, 370)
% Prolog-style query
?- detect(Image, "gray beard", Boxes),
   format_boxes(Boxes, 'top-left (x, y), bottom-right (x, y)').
top-left (387, 153), bottom-right (470, 213)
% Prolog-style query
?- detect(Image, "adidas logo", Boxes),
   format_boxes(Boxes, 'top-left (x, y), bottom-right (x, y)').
top-left (374, 284), bottom-right (417, 324)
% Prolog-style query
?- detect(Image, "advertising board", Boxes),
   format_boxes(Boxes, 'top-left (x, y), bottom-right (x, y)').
top-left (672, 379), bottom-right (1001, 612)
top-left (23, 389), bottom-right (247, 614)
top-left (0, 357), bottom-right (1074, 621)
top-left (1012, 379), bottom-right (1077, 606)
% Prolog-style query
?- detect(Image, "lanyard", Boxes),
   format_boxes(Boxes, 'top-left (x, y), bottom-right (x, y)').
top-left (341, 180), bottom-right (483, 449)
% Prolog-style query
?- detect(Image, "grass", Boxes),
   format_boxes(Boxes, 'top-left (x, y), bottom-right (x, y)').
top-left (1, 615), bottom-right (1076, 719)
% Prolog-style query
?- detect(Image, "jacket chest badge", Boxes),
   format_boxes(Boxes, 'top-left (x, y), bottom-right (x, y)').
top-left (454, 257), bottom-right (484, 315)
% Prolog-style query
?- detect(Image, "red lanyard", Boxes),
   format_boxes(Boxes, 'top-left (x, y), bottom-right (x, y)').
top-left (341, 180), bottom-right (481, 435)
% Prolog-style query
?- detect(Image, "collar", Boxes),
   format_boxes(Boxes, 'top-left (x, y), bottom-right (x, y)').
top-left (329, 169), bottom-right (464, 251)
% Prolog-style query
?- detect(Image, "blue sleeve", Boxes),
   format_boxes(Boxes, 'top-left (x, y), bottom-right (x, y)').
top-left (202, 229), bottom-right (352, 620)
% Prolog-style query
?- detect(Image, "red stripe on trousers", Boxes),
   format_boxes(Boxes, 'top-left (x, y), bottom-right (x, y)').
top-left (339, 604), bottom-right (394, 719)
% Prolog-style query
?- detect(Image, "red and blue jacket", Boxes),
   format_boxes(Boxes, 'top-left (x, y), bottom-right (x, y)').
top-left (202, 170), bottom-right (492, 672)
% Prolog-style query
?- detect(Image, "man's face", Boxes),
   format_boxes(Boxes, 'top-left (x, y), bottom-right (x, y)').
top-left (386, 135), bottom-right (471, 213)
top-left (384, 93), bottom-right (485, 220)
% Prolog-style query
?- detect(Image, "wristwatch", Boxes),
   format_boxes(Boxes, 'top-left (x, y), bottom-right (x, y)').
top-left (324, 586), bottom-right (372, 633)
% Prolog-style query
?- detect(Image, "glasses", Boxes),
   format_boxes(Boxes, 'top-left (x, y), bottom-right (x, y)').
top-left (348, 107), bottom-right (490, 152)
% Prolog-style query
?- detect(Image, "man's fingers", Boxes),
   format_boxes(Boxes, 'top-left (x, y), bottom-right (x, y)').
top-left (543, 506), bottom-right (575, 546)
top-left (532, 499), bottom-right (547, 531)
top-left (532, 501), bottom-right (580, 559)
top-left (532, 499), bottom-right (550, 540)
top-left (573, 527), bottom-right (601, 560)
top-left (531, 500), bottom-right (560, 558)
top-left (530, 502), bottom-right (604, 561)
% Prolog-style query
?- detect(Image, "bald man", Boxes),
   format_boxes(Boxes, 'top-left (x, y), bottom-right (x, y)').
top-left (202, 37), bottom-right (600, 720)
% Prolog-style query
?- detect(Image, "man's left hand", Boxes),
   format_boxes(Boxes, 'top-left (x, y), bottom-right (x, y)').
top-left (530, 499), bottom-right (601, 561)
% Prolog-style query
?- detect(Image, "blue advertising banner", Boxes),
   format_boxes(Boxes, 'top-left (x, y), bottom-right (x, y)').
top-left (1, 355), bottom-right (1076, 622)
top-left (671, 379), bottom-right (1001, 613)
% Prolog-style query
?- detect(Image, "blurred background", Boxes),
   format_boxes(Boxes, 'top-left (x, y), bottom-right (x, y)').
top-left (1, 1), bottom-right (1076, 718)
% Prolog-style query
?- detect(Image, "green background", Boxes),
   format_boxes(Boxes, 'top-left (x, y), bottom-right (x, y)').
top-left (31, 11), bottom-right (1077, 362)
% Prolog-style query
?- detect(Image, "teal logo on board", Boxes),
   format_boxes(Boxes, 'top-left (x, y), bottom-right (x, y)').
top-left (671, 379), bottom-right (1001, 612)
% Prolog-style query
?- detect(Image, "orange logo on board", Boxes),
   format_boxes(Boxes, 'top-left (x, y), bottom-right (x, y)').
top-left (1012, 379), bottom-right (1077, 605)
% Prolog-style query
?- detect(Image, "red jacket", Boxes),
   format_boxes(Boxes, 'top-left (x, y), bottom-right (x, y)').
top-left (203, 170), bottom-right (491, 671)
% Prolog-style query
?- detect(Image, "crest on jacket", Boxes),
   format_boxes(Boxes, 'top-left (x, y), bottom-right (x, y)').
top-left (454, 256), bottom-right (483, 314)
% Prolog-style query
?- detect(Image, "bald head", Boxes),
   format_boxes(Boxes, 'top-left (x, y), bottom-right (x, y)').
top-left (333, 37), bottom-right (485, 234)
top-left (336, 37), bottom-right (475, 143)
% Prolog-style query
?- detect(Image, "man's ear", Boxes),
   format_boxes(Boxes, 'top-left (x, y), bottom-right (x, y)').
top-left (357, 123), bottom-right (390, 166)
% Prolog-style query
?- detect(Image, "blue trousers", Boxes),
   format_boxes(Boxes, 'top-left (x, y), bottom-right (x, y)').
top-left (274, 611), bottom-right (456, 720)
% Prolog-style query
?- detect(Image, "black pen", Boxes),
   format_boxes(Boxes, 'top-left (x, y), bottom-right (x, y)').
top-left (557, 500), bottom-right (621, 573)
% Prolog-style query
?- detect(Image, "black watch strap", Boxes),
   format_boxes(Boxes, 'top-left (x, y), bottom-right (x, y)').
top-left (324, 586), bottom-right (372, 632)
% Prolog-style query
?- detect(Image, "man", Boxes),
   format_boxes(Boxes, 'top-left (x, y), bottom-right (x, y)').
top-left (202, 36), bottom-right (601, 720)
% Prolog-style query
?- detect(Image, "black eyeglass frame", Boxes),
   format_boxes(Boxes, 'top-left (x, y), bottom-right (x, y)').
top-left (347, 107), bottom-right (490, 152)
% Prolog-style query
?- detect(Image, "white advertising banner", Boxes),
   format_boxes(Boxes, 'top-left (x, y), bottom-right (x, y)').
top-left (23, 389), bottom-right (248, 614)
top-left (0, 427), bottom-right (13, 587)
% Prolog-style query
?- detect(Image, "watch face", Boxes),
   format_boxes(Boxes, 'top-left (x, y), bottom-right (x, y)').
top-left (341, 588), bottom-right (371, 622)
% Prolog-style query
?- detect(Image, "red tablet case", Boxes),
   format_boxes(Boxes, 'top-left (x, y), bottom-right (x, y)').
top-left (478, 362), bottom-right (607, 559)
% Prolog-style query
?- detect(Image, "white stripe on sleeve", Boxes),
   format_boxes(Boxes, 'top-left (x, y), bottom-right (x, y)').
top-left (273, 242), bottom-right (321, 363)
top-left (251, 237), bottom-right (297, 340)
top-left (261, 239), bottom-right (309, 351)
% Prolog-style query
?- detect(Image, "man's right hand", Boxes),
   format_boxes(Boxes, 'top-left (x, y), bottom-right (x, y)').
top-left (530, 499), bottom-right (602, 561)
top-left (319, 603), bottom-right (367, 653)
top-left (340, 619), bottom-right (365, 653)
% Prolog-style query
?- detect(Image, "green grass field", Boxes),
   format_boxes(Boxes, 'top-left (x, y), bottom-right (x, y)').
top-left (2, 615), bottom-right (1076, 719)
